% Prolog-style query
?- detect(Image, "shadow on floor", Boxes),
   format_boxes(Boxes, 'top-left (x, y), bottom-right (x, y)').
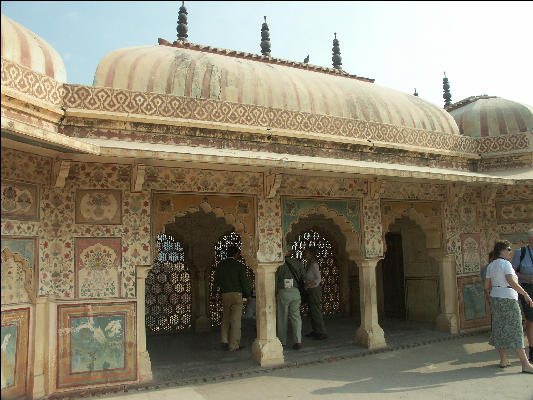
top-left (147, 316), bottom-right (463, 383)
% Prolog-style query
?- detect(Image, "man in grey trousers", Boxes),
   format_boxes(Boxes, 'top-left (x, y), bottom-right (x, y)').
top-left (276, 251), bottom-right (305, 350)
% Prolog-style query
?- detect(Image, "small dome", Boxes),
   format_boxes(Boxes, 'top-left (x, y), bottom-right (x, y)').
top-left (1, 14), bottom-right (66, 82)
top-left (447, 95), bottom-right (533, 137)
top-left (93, 43), bottom-right (459, 136)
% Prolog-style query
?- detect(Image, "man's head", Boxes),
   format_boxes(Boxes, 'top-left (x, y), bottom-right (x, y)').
top-left (528, 228), bottom-right (533, 246)
top-left (227, 245), bottom-right (241, 259)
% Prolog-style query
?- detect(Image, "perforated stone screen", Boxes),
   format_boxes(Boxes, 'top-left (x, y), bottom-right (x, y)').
top-left (291, 230), bottom-right (341, 317)
top-left (146, 234), bottom-right (191, 335)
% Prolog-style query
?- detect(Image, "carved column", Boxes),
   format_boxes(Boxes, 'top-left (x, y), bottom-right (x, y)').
top-left (433, 253), bottom-right (459, 334)
top-left (251, 262), bottom-right (284, 366)
top-left (136, 265), bottom-right (153, 383)
top-left (355, 258), bottom-right (386, 349)
top-left (31, 297), bottom-right (50, 398)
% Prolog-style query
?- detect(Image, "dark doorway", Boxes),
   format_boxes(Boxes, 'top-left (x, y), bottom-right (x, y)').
top-left (382, 232), bottom-right (406, 319)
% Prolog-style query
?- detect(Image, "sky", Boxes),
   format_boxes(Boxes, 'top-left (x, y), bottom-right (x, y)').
top-left (2, 1), bottom-right (533, 108)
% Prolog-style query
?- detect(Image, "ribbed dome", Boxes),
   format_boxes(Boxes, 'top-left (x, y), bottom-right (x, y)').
top-left (448, 96), bottom-right (533, 137)
top-left (93, 44), bottom-right (459, 135)
top-left (1, 14), bottom-right (66, 82)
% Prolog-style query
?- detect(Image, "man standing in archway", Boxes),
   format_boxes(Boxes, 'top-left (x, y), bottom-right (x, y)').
top-left (303, 247), bottom-right (328, 340)
top-left (212, 245), bottom-right (252, 351)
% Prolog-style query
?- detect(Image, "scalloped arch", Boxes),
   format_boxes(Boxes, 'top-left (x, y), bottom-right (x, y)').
top-left (384, 206), bottom-right (435, 234)
top-left (285, 204), bottom-right (361, 258)
top-left (161, 201), bottom-right (257, 269)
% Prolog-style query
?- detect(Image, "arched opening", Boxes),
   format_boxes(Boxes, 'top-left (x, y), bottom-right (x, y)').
top-left (145, 205), bottom-right (259, 381)
top-left (290, 229), bottom-right (341, 317)
top-left (286, 214), bottom-right (355, 318)
top-left (378, 216), bottom-right (440, 324)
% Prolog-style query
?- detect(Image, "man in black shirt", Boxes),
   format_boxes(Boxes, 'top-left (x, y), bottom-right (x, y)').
top-left (212, 245), bottom-right (252, 351)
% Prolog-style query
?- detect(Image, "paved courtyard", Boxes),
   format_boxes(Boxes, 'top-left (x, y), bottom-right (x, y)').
top-left (97, 333), bottom-right (533, 400)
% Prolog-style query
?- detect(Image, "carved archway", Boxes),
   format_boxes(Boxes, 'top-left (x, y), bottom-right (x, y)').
top-left (284, 206), bottom-right (362, 317)
top-left (285, 204), bottom-right (361, 261)
top-left (158, 201), bottom-right (256, 270)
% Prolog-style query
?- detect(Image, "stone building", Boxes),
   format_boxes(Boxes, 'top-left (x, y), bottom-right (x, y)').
top-left (1, 8), bottom-right (532, 399)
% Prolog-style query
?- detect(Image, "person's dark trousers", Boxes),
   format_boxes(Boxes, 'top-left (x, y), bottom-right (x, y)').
top-left (307, 286), bottom-right (327, 336)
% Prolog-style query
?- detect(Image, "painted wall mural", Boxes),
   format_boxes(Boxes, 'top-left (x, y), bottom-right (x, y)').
top-left (0, 153), bottom-right (149, 299)
top-left (457, 276), bottom-right (490, 331)
top-left (1, 180), bottom-right (40, 221)
top-left (280, 176), bottom-right (366, 198)
top-left (1, 308), bottom-right (30, 399)
top-left (461, 234), bottom-right (482, 275)
top-left (1, 237), bottom-right (37, 305)
top-left (145, 166), bottom-right (262, 196)
top-left (0, 147), bottom-right (52, 186)
top-left (363, 200), bottom-right (383, 258)
top-left (257, 196), bottom-right (282, 263)
top-left (75, 238), bottom-right (122, 298)
top-left (57, 302), bottom-right (137, 389)
top-left (75, 190), bottom-right (122, 225)
top-left (496, 201), bottom-right (533, 224)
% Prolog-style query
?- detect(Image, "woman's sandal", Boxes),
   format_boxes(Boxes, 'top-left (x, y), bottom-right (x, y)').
top-left (522, 365), bottom-right (533, 374)
top-left (499, 360), bottom-right (511, 368)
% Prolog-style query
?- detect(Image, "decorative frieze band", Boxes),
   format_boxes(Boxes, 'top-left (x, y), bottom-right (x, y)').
top-left (2, 58), bottom-right (530, 155)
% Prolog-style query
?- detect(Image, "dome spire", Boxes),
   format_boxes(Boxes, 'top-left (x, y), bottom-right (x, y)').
top-left (413, 88), bottom-right (418, 97)
top-left (332, 32), bottom-right (342, 70)
top-left (260, 16), bottom-right (271, 56)
top-left (177, 1), bottom-right (188, 42)
top-left (304, 54), bottom-right (309, 64)
top-left (443, 71), bottom-right (452, 108)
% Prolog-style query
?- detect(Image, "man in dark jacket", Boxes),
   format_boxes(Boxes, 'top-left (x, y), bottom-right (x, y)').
top-left (212, 245), bottom-right (252, 351)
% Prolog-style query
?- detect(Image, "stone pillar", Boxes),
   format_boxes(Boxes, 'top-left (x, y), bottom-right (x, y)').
top-left (31, 297), bottom-right (50, 398)
top-left (136, 265), bottom-right (153, 383)
top-left (433, 253), bottom-right (458, 334)
top-left (355, 258), bottom-right (386, 349)
top-left (194, 268), bottom-right (210, 333)
top-left (251, 262), bottom-right (284, 366)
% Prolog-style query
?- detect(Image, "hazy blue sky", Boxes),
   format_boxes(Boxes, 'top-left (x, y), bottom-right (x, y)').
top-left (2, 1), bottom-right (532, 108)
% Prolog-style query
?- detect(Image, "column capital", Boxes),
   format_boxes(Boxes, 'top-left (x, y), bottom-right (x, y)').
top-left (255, 262), bottom-right (282, 273)
top-left (354, 257), bottom-right (383, 268)
top-left (136, 264), bottom-right (152, 280)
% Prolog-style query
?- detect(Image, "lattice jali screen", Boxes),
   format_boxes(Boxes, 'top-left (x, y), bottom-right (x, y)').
top-left (291, 230), bottom-right (341, 317)
top-left (146, 234), bottom-right (191, 335)
top-left (209, 232), bottom-right (255, 327)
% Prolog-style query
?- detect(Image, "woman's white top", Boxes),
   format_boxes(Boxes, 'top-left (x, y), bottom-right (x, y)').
top-left (486, 258), bottom-right (518, 300)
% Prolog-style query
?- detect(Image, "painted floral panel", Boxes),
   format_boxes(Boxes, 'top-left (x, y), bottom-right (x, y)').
top-left (75, 238), bottom-right (122, 298)
top-left (1, 180), bottom-right (39, 221)
top-left (75, 190), bottom-right (122, 224)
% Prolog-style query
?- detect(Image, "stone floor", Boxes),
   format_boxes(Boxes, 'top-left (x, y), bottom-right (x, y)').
top-left (147, 316), bottom-right (466, 384)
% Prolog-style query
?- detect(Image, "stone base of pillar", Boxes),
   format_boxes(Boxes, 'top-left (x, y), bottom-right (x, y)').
top-left (31, 374), bottom-right (46, 399)
top-left (435, 313), bottom-right (458, 334)
top-left (138, 350), bottom-right (153, 383)
top-left (251, 338), bottom-right (284, 366)
top-left (354, 325), bottom-right (386, 349)
top-left (194, 316), bottom-right (211, 334)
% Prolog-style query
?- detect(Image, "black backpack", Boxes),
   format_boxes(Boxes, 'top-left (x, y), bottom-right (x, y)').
top-left (517, 246), bottom-right (527, 272)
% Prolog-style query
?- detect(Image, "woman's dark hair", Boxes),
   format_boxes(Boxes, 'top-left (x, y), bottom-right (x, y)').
top-left (492, 240), bottom-right (511, 257)
top-left (488, 250), bottom-right (495, 262)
